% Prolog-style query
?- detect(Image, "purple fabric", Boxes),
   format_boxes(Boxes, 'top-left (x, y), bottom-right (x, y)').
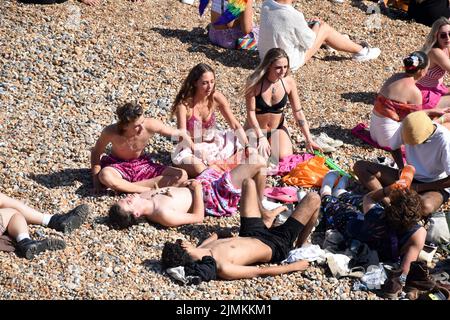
top-left (196, 168), bottom-right (241, 217)
top-left (208, 25), bottom-right (259, 49)
top-left (417, 83), bottom-right (449, 109)
top-left (351, 123), bottom-right (393, 151)
top-left (100, 154), bottom-right (167, 183)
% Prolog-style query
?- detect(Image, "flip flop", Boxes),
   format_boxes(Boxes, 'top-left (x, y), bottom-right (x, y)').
top-left (264, 187), bottom-right (298, 203)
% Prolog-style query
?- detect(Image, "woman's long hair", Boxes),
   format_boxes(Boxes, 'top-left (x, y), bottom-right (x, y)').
top-left (171, 63), bottom-right (215, 117)
top-left (243, 48), bottom-right (290, 97)
top-left (421, 17), bottom-right (450, 53)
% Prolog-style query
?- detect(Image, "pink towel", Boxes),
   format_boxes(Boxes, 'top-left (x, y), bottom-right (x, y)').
top-left (351, 123), bottom-right (393, 151)
top-left (268, 153), bottom-right (314, 176)
top-left (351, 123), bottom-right (406, 161)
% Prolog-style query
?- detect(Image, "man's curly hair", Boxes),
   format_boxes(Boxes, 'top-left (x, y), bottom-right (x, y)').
top-left (385, 189), bottom-right (423, 232)
top-left (116, 102), bottom-right (144, 133)
top-left (161, 240), bottom-right (193, 269)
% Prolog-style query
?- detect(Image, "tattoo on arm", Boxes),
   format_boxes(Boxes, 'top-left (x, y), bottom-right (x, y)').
top-left (298, 119), bottom-right (306, 127)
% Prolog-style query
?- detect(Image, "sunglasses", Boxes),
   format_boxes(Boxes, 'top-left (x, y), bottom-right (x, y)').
top-left (439, 32), bottom-right (450, 39)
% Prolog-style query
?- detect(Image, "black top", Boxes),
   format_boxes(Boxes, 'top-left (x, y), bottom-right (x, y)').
top-left (255, 79), bottom-right (288, 115)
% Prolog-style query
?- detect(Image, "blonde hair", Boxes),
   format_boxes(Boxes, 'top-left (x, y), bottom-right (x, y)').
top-left (244, 48), bottom-right (290, 97)
top-left (421, 17), bottom-right (450, 53)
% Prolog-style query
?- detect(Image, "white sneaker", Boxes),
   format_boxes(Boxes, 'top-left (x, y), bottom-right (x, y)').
top-left (318, 132), bottom-right (344, 148)
top-left (313, 135), bottom-right (336, 153)
top-left (353, 47), bottom-right (381, 62)
top-left (181, 0), bottom-right (195, 4)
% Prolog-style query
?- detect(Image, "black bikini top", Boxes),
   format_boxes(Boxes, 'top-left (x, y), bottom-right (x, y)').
top-left (255, 79), bottom-right (288, 115)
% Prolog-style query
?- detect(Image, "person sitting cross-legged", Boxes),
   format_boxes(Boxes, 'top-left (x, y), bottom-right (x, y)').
top-left (91, 102), bottom-right (192, 194)
top-left (160, 178), bottom-right (320, 281)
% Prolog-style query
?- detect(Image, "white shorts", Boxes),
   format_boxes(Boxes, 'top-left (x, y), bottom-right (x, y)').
top-left (369, 112), bottom-right (402, 150)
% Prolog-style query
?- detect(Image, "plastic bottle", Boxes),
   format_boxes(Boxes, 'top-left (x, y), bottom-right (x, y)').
top-left (395, 165), bottom-right (415, 189)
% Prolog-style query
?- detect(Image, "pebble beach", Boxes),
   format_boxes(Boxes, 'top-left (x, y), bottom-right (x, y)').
top-left (0, 0), bottom-right (447, 300)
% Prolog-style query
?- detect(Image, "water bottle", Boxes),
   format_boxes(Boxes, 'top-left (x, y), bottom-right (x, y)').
top-left (394, 164), bottom-right (415, 189)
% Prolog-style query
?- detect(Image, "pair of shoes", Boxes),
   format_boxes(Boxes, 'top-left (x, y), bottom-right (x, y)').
top-left (16, 238), bottom-right (66, 260)
top-left (48, 204), bottom-right (90, 234)
top-left (353, 46), bottom-right (381, 62)
top-left (317, 133), bottom-right (344, 148)
top-left (312, 135), bottom-right (336, 153)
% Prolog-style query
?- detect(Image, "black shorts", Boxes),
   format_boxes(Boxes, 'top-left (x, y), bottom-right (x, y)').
top-left (413, 179), bottom-right (450, 203)
top-left (239, 216), bottom-right (304, 263)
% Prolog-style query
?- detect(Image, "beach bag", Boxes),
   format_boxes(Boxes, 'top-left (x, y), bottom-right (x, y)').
top-left (426, 212), bottom-right (450, 244)
top-left (282, 156), bottom-right (330, 187)
top-left (236, 32), bottom-right (257, 51)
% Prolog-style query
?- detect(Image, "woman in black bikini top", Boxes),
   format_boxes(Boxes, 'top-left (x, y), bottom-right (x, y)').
top-left (244, 48), bottom-right (320, 160)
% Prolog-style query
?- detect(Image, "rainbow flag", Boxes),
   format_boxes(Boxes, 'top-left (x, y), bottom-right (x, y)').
top-left (199, 0), bottom-right (248, 26)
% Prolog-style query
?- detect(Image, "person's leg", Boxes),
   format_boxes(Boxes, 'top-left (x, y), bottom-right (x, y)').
top-left (434, 95), bottom-right (450, 110)
top-left (0, 192), bottom-right (45, 225)
top-left (268, 128), bottom-right (293, 161)
top-left (288, 193), bottom-right (321, 247)
top-left (239, 178), bottom-right (263, 219)
top-left (240, 178), bottom-right (287, 227)
top-left (0, 208), bottom-right (27, 240)
top-left (399, 227), bottom-right (426, 275)
top-left (304, 22), bottom-right (363, 63)
top-left (353, 160), bottom-right (399, 192)
top-left (175, 158), bottom-right (208, 178)
top-left (419, 191), bottom-right (445, 217)
top-left (1, 208), bottom-right (66, 259)
top-left (98, 167), bottom-right (152, 193)
top-left (320, 170), bottom-right (340, 197)
top-left (138, 166), bottom-right (188, 188)
top-left (229, 150), bottom-right (266, 191)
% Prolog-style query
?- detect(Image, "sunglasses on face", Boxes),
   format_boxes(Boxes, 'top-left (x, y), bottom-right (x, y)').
top-left (439, 32), bottom-right (450, 39)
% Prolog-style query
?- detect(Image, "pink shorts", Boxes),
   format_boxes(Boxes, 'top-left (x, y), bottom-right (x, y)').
top-left (196, 168), bottom-right (241, 217)
top-left (208, 25), bottom-right (259, 49)
top-left (417, 83), bottom-right (449, 109)
top-left (100, 154), bottom-right (167, 183)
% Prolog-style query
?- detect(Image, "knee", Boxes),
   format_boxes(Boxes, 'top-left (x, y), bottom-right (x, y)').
top-left (353, 160), bottom-right (368, 176)
top-left (242, 178), bottom-right (256, 190)
top-left (98, 168), bottom-right (116, 187)
top-left (303, 192), bottom-right (321, 209)
top-left (318, 22), bottom-right (331, 33)
top-left (421, 201), bottom-right (436, 218)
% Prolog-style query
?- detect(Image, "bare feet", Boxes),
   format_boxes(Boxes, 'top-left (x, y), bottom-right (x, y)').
top-left (261, 205), bottom-right (288, 228)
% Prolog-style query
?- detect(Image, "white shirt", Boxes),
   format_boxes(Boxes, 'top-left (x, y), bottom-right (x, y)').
top-left (258, 0), bottom-right (316, 71)
top-left (405, 124), bottom-right (450, 188)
